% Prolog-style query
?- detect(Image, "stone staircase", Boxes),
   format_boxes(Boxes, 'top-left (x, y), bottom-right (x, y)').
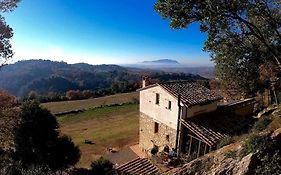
top-left (116, 157), bottom-right (160, 175)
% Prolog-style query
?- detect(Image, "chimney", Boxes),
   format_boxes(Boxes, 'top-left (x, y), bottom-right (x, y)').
top-left (142, 76), bottom-right (150, 88)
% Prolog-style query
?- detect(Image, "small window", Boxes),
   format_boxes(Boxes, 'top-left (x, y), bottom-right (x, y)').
top-left (168, 101), bottom-right (172, 110)
top-left (155, 93), bottom-right (160, 105)
top-left (154, 122), bottom-right (159, 133)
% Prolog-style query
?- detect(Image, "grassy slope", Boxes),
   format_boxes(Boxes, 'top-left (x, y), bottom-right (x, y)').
top-left (42, 92), bottom-right (139, 114)
top-left (58, 104), bottom-right (139, 168)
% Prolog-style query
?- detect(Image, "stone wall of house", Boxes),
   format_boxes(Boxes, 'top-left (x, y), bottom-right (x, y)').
top-left (139, 85), bottom-right (179, 129)
top-left (139, 112), bottom-right (177, 153)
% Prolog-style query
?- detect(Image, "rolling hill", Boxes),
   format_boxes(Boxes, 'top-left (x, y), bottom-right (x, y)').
top-left (0, 59), bottom-right (206, 97)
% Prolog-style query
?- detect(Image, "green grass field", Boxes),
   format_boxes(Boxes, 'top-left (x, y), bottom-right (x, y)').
top-left (42, 92), bottom-right (139, 114)
top-left (58, 103), bottom-right (139, 168)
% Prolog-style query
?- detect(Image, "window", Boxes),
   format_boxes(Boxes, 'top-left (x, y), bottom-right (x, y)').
top-left (155, 93), bottom-right (160, 105)
top-left (154, 122), bottom-right (159, 133)
top-left (168, 101), bottom-right (172, 110)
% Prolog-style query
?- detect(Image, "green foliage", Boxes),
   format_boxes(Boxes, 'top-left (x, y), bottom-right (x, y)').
top-left (57, 103), bottom-right (138, 123)
top-left (0, 0), bottom-right (20, 67)
top-left (255, 151), bottom-right (281, 175)
top-left (216, 136), bottom-right (234, 149)
top-left (90, 157), bottom-right (116, 175)
top-left (15, 100), bottom-right (80, 171)
top-left (49, 135), bottom-right (81, 170)
top-left (252, 117), bottom-right (272, 132)
top-left (0, 149), bottom-right (53, 175)
top-left (240, 133), bottom-right (281, 174)
top-left (155, 0), bottom-right (281, 96)
top-left (240, 134), bottom-right (272, 157)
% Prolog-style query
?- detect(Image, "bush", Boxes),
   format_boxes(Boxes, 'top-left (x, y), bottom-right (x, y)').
top-left (240, 134), bottom-right (272, 157)
top-left (0, 150), bottom-right (53, 175)
top-left (252, 117), bottom-right (271, 132)
top-left (90, 157), bottom-right (116, 175)
top-left (239, 131), bottom-right (281, 174)
top-left (255, 151), bottom-right (281, 175)
top-left (216, 136), bottom-right (234, 149)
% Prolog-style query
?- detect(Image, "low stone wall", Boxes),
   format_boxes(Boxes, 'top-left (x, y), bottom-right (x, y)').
top-left (139, 112), bottom-right (177, 153)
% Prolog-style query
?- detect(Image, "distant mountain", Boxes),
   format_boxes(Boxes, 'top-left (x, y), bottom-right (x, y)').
top-left (0, 59), bottom-right (206, 97)
top-left (160, 67), bottom-right (215, 79)
top-left (142, 59), bottom-right (180, 64)
top-left (122, 59), bottom-right (215, 78)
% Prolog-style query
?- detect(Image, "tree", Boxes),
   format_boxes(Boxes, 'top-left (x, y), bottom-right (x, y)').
top-left (0, 0), bottom-right (20, 67)
top-left (155, 0), bottom-right (281, 97)
top-left (90, 157), bottom-right (116, 175)
top-left (66, 90), bottom-right (84, 100)
top-left (15, 101), bottom-right (80, 171)
top-left (28, 90), bottom-right (39, 100)
top-left (0, 90), bottom-right (19, 150)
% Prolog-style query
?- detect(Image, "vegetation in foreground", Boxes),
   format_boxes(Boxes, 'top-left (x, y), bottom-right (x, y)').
top-left (0, 91), bottom-right (80, 174)
top-left (155, 0), bottom-right (281, 101)
top-left (0, 89), bottom-right (137, 174)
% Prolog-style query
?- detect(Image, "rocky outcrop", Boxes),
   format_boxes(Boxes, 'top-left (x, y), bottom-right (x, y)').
top-left (232, 153), bottom-right (256, 175)
top-left (271, 128), bottom-right (281, 141)
top-left (256, 105), bottom-right (278, 118)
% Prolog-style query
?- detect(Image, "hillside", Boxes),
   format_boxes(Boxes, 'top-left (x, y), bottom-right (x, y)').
top-left (0, 60), bottom-right (206, 97)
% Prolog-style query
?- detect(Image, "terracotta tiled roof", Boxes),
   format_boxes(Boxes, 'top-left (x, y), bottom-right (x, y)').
top-left (159, 81), bottom-right (222, 107)
top-left (116, 158), bottom-right (160, 175)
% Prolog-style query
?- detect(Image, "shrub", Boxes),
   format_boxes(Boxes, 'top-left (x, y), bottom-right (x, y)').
top-left (216, 136), bottom-right (234, 149)
top-left (0, 150), bottom-right (53, 175)
top-left (240, 134), bottom-right (272, 157)
top-left (90, 157), bottom-right (116, 175)
top-left (254, 151), bottom-right (281, 175)
top-left (252, 117), bottom-right (271, 132)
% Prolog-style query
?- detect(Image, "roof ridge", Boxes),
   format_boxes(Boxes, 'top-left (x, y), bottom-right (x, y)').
top-left (159, 80), bottom-right (197, 84)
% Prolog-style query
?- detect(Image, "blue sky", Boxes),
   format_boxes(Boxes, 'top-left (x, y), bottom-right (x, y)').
top-left (4, 0), bottom-right (212, 66)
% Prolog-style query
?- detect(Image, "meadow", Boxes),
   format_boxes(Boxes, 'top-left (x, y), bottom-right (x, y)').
top-left (42, 92), bottom-right (139, 114)
top-left (57, 103), bottom-right (139, 168)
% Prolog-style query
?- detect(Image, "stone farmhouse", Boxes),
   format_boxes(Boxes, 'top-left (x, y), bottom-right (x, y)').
top-left (138, 78), bottom-right (255, 160)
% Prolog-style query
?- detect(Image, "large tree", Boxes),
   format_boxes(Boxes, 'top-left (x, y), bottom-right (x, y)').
top-left (15, 101), bottom-right (80, 171)
top-left (0, 0), bottom-right (20, 67)
top-left (155, 0), bottom-right (281, 97)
